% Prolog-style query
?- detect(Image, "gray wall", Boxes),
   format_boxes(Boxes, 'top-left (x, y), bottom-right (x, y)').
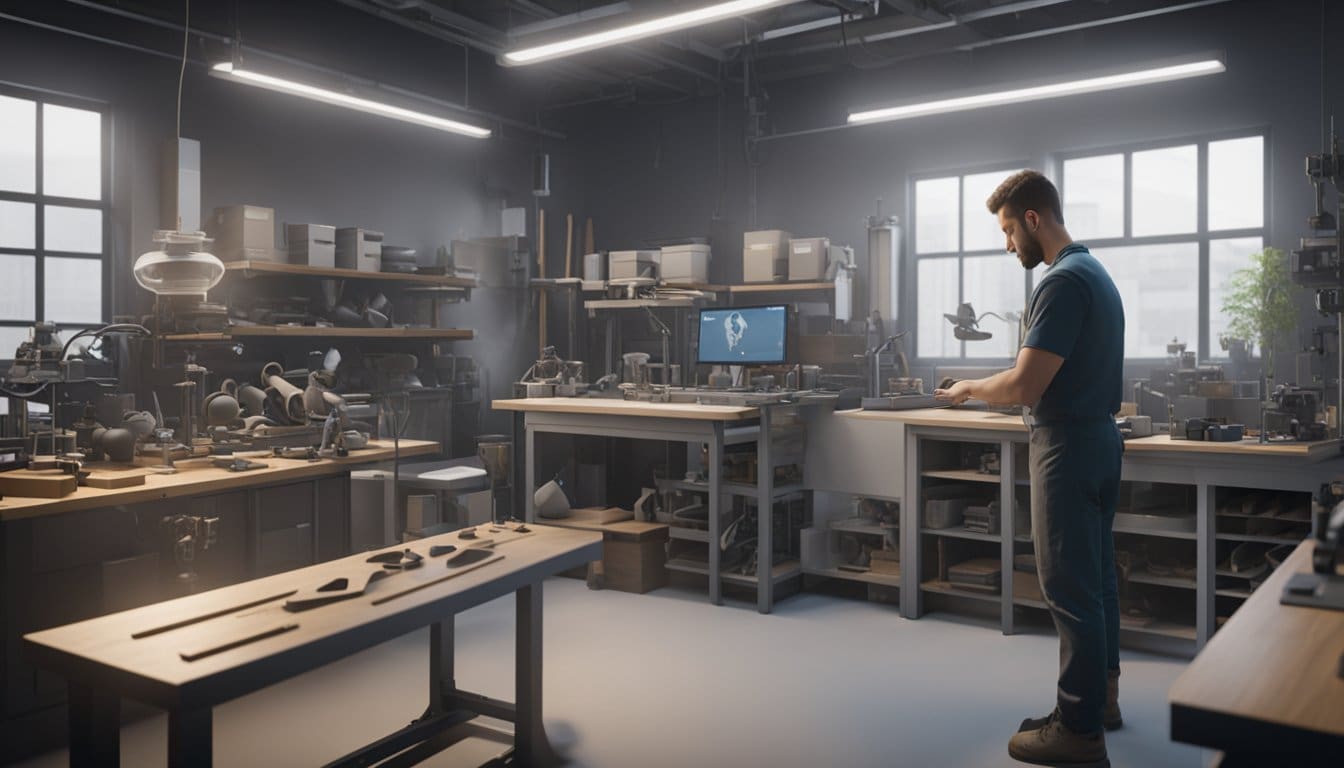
top-left (572, 0), bottom-right (1341, 384)
top-left (0, 3), bottom-right (590, 438)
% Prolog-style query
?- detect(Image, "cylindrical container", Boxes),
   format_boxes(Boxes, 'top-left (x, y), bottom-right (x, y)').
top-left (583, 252), bottom-right (605, 282)
top-left (476, 434), bottom-right (513, 525)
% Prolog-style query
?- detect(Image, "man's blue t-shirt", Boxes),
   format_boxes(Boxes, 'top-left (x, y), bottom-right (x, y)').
top-left (1021, 243), bottom-right (1125, 424)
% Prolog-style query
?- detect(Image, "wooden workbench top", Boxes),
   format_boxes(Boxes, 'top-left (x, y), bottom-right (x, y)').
top-left (1169, 539), bottom-right (1344, 750)
top-left (492, 397), bottom-right (759, 421)
top-left (849, 408), bottom-right (1340, 460)
top-left (0, 440), bottom-right (439, 522)
top-left (23, 525), bottom-right (600, 710)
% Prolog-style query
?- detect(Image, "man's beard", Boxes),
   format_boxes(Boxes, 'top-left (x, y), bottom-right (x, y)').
top-left (1017, 231), bottom-right (1046, 270)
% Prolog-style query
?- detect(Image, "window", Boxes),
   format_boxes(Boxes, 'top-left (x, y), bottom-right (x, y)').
top-left (1061, 133), bottom-right (1265, 359)
top-left (913, 167), bottom-right (1027, 359)
top-left (0, 88), bottom-right (108, 359)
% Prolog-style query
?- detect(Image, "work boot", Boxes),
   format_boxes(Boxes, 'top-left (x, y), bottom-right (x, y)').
top-left (1008, 708), bottom-right (1109, 767)
top-left (1018, 670), bottom-right (1123, 733)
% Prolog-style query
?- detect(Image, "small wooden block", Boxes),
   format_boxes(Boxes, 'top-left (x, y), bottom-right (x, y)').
top-left (0, 470), bottom-right (78, 498)
top-left (567, 507), bottom-right (633, 525)
top-left (84, 472), bottom-right (149, 490)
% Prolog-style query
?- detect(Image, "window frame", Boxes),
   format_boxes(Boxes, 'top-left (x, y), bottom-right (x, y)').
top-left (1053, 127), bottom-right (1270, 362)
top-left (908, 160), bottom-right (1033, 364)
top-left (0, 82), bottom-right (111, 358)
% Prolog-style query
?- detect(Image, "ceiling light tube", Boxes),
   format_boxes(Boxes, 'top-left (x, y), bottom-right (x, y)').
top-left (848, 58), bottom-right (1224, 126)
top-left (209, 63), bottom-right (491, 139)
top-left (502, 0), bottom-right (804, 65)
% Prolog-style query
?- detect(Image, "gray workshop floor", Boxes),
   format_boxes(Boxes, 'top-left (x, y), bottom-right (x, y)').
top-left (17, 578), bottom-right (1205, 768)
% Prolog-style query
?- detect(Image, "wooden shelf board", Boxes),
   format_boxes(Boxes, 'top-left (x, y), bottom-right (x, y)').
top-left (920, 527), bottom-right (1001, 543)
top-left (729, 282), bottom-right (834, 294)
top-left (921, 469), bottom-right (1002, 485)
top-left (1112, 525), bottom-right (1197, 540)
top-left (223, 260), bottom-right (476, 287)
top-left (164, 326), bottom-right (474, 341)
top-left (1119, 620), bottom-right (1197, 641)
top-left (828, 520), bottom-right (898, 536)
top-left (720, 560), bottom-right (802, 586)
top-left (1127, 572), bottom-right (1197, 590)
top-left (803, 566), bottom-right (901, 587)
top-left (668, 527), bottom-right (710, 543)
top-left (920, 579), bottom-right (1001, 603)
top-left (1214, 533), bottom-right (1306, 546)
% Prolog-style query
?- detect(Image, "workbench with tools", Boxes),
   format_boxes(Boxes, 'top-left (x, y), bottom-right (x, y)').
top-left (0, 440), bottom-right (438, 759)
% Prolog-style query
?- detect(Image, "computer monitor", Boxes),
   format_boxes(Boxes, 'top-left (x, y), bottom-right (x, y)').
top-left (697, 305), bottom-right (788, 365)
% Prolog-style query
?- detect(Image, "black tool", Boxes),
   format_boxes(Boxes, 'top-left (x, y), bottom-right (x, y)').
top-left (459, 528), bottom-right (478, 540)
top-left (446, 548), bottom-right (494, 567)
top-left (429, 544), bottom-right (457, 557)
top-left (179, 623), bottom-right (299, 662)
top-left (366, 548), bottom-right (423, 570)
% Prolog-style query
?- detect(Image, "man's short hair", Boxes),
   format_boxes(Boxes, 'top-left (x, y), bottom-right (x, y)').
top-left (985, 169), bottom-right (1064, 224)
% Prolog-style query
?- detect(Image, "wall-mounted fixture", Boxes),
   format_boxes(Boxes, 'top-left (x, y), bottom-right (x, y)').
top-left (501, 0), bottom-right (805, 66)
top-left (209, 63), bottom-right (491, 139)
top-left (849, 58), bottom-right (1225, 126)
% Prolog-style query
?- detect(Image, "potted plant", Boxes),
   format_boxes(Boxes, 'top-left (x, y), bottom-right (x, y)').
top-left (1219, 246), bottom-right (1298, 379)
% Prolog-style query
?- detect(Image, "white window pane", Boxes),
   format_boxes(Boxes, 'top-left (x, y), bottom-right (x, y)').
top-left (44, 257), bottom-right (101, 324)
top-left (1208, 136), bottom-right (1264, 231)
top-left (0, 201), bottom-right (35, 249)
top-left (962, 254), bottom-right (1025, 359)
top-left (915, 177), bottom-right (959, 254)
top-left (918, 258), bottom-right (959, 357)
top-left (0, 255), bottom-right (35, 321)
top-left (1063, 154), bottom-right (1124, 240)
top-left (1208, 237), bottom-right (1264, 357)
top-left (0, 96), bottom-right (36, 194)
top-left (43, 104), bottom-right (102, 200)
top-left (44, 206), bottom-right (102, 253)
top-left (1093, 243), bottom-right (1197, 357)
top-left (0, 327), bottom-right (32, 361)
top-left (963, 170), bottom-right (1020, 252)
top-left (1131, 145), bottom-right (1197, 236)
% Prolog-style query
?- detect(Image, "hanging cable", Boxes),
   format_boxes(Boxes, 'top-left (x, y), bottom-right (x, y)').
top-left (176, 0), bottom-right (190, 141)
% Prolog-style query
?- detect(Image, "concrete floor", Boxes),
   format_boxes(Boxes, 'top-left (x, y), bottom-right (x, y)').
top-left (17, 578), bottom-right (1205, 767)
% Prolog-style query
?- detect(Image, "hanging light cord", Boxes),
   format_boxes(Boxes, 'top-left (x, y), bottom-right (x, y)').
top-left (176, 0), bottom-right (189, 140)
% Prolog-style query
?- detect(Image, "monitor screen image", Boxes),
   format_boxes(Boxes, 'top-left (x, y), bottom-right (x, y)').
top-left (697, 305), bottom-right (787, 365)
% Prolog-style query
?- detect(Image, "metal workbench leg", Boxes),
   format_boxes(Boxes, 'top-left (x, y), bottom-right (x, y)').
top-left (901, 429), bottom-right (922, 619)
top-left (708, 423), bottom-right (723, 605)
top-left (1000, 439), bottom-right (1016, 635)
top-left (515, 582), bottom-right (559, 767)
top-left (68, 681), bottom-right (119, 768)
top-left (428, 618), bottom-right (455, 714)
top-left (168, 706), bottom-right (212, 768)
top-left (757, 407), bottom-right (774, 614)
top-left (512, 411), bottom-right (526, 521)
top-left (1196, 483), bottom-right (1216, 648)
top-left (525, 422), bottom-right (537, 523)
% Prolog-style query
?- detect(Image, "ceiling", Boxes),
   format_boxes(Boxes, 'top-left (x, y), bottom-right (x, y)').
top-left (334, 0), bottom-right (1236, 109)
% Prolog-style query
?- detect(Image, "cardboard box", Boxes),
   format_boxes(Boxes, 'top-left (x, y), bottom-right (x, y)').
top-left (870, 548), bottom-right (901, 576)
top-left (209, 205), bottom-right (277, 262)
top-left (609, 250), bottom-right (659, 280)
top-left (335, 228), bottom-right (383, 272)
top-left (788, 237), bottom-right (829, 281)
top-left (743, 229), bottom-right (790, 282)
top-left (287, 223), bottom-right (336, 268)
top-left (660, 244), bottom-right (710, 283)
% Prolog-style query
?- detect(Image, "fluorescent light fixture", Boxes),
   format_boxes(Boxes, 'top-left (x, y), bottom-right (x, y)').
top-left (503, 0), bottom-right (804, 65)
top-left (848, 59), bottom-right (1225, 126)
top-left (209, 63), bottom-right (491, 139)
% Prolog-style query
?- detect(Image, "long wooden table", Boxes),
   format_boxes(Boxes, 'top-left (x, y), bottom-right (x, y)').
top-left (24, 524), bottom-right (602, 767)
top-left (1169, 538), bottom-right (1344, 763)
top-left (0, 439), bottom-right (439, 522)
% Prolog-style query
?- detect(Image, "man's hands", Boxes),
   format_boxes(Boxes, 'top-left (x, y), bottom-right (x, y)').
top-left (934, 379), bottom-right (975, 405)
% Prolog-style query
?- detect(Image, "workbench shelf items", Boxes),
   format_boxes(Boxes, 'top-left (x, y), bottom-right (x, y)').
top-left (222, 259), bottom-right (478, 288)
top-left (799, 493), bottom-right (901, 595)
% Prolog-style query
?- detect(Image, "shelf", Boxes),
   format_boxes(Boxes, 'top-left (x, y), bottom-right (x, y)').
top-left (722, 481), bottom-right (806, 498)
top-left (664, 558), bottom-right (803, 586)
top-left (1014, 535), bottom-right (1033, 543)
top-left (1112, 524), bottom-right (1197, 540)
top-left (1216, 588), bottom-right (1254, 599)
top-left (1215, 510), bottom-right (1310, 521)
top-left (661, 282), bottom-right (729, 292)
top-left (656, 478), bottom-right (710, 493)
top-left (1118, 621), bottom-right (1197, 641)
top-left (585, 298), bottom-right (703, 310)
top-left (223, 260), bottom-right (477, 287)
top-left (1012, 577), bottom-right (1048, 610)
top-left (1214, 533), bottom-right (1306, 546)
top-left (920, 527), bottom-right (1000, 543)
top-left (829, 519), bottom-right (898, 536)
top-left (921, 469), bottom-right (1003, 485)
top-left (1127, 571), bottom-right (1197, 590)
top-left (803, 566), bottom-right (901, 587)
top-left (1215, 563), bottom-right (1269, 580)
top-left (668, 527), bottom-right (710, 543)
top-left (729, 282), bottom-right (834, 294)
top-left (920, 579), bottom-right (1001, 604)
top-left (162, 326), bottom-right (474, 341)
